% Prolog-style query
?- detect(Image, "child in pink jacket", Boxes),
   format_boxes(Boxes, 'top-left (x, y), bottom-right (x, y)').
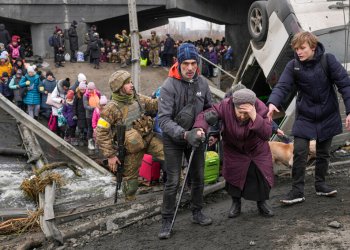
top-left (92, 95), bottom-right (108, 146)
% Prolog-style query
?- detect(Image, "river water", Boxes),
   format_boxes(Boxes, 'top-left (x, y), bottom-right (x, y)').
top-left (0, 161), bottom-right (115, 212)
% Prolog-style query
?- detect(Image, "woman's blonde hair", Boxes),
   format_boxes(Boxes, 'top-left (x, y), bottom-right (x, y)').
top-left (291, 31), bottom-right (318, 50)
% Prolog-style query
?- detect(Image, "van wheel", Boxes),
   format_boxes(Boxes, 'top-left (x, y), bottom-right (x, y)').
top-left (248, 1), bottom-right (268, 42)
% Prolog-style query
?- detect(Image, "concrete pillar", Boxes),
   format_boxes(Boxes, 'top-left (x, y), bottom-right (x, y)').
top-left (225, 24), bottom-right (251, 69)
top-left (30, 24), bottom-right (55, 59)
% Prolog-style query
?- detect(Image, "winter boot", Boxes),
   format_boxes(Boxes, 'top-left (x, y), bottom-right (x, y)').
top-left (88, 139), bottom-right (95, 150)
top-left (315, 159), bottom-right (337, 196)
top-left (228, 197), bottom-right (241, 218)
top-left (280, 189), bottom-right (305, 205)
top-left (315, 183), bottom-right (337, 197)
top-left (158, 218), bottom-right (172, 240)
top-left (257, 201), bottom-right (274, 217)
top-left (122, 179), bottom-right (139, 202)
top-left (191, 209), bottom-right (212, 226)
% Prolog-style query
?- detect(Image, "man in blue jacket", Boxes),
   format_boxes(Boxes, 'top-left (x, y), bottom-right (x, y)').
top-left (267, 31), bottom-right (350, 205)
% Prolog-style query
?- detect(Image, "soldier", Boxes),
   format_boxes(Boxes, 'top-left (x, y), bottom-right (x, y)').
top-left (149, 30), bottom-right (160, 67)
top-left (96, 70), bottom-right (164, 201)
top-left (116, 30), bottom-right (130, 68)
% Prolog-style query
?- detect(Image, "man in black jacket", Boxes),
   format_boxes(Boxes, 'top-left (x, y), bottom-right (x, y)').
top-left (0, 24), bottom-right (10, 47)
top-left (68, 20), bottom-right (79, 63)
top-left (157, 43), bottom-right (213, 239)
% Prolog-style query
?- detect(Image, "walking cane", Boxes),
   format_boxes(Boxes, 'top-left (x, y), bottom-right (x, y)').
top-left (169, 147), bottom-right (196, 234)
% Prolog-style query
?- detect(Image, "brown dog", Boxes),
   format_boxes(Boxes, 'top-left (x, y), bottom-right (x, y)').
top-left (269, 140), bottom-right (316, 168)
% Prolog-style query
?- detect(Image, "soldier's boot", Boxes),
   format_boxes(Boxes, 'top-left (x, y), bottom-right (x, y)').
top-left (122, 179), bottom-right (139, 202)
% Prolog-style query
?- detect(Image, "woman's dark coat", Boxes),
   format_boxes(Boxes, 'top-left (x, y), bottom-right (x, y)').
top-left (68, 24), bottom-right (79, 51)
top-left (194, 98), bottom-right (274, 190)
top-left (73, 93), bottom-right (87, 129)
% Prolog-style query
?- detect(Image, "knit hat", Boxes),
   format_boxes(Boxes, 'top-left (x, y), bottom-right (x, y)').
top-left (77, 73), bottom-right (87, 83)
top-left (27, 65), bottom-right (36, 73)
top-left (16, 69), bottom-right (23, 76)
top-left (87, 82), bottom-right (96, 90)
top-left (78, 81), bottom-right (87, 90)
top-left (55, 26), bottom-right (62, 33)
top-left (231, 83), bottom-right (247, 93)
top-left (177, 43), bottom-right (199, 65)
top-left (99, 95), bottom-right (108, 105)
top-left (232, 88), bottom-right (256, 107)
top-left (66, 90), bottom-right (75, 100)
top-left (12, 36), bottom-right (18, 42)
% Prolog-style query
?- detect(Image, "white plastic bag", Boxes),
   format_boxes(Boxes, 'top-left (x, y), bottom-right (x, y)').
top-left (64, 53), bottom-right (71, 62)
top-left (77, 51), bottom-right (84, 62)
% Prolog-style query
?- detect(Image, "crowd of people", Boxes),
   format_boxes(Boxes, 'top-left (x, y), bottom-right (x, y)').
top-left (3, 21), bottom-right (348, 242)
top-left (48, 22), bottom-right (234, 74)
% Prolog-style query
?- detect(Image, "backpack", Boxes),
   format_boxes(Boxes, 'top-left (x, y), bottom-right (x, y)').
top-left (10, 45), bottom-right (20, 58)
top-left (48, 35), bottom-right (55, 47)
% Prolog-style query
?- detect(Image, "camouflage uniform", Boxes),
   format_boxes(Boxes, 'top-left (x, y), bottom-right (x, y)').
top-left (117, 30), bottom-right (130, 68)
top-left (96, 70), bottom-right (164, 201)
top-left (149, 31), bottom-right (161, 66)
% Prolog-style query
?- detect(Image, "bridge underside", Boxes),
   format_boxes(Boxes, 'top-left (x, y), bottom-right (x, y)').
top-left (0, 0), bottom-right (255, 67)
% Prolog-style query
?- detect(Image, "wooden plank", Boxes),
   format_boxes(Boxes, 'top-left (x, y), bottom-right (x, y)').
top-left (19, 125), bottom-right (63, 244)
top-left (0, 208), bottom-right (28, 220)
top-left (0, 94), bottom-right (111, 175)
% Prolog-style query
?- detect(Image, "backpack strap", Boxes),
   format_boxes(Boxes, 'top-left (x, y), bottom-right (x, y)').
top-left (320, 53), bottom-right (331, 82)
top-left (293, 53), bottom-right (331, 84)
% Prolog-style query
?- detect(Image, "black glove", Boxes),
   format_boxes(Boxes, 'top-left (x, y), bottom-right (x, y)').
top-left (204, 110), bottom-right (219, 126)
top-left (185, 128), bottom-right (204, 147)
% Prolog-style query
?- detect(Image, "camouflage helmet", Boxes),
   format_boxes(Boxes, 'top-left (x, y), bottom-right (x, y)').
top-left (109, 70), bottom-right (131, 92)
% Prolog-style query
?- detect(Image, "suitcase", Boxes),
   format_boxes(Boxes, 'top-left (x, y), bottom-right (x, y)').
top-left (139, 154), bottom-right (161, 185)
top-left (204, 151), bottom-right (220, 184)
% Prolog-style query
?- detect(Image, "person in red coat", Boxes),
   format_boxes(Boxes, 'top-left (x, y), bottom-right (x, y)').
top-left (194, 88), bottom-right (274, 218)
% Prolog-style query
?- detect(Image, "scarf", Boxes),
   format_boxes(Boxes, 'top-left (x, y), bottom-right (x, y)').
top-left (111, 92), bottom-right (134, 105)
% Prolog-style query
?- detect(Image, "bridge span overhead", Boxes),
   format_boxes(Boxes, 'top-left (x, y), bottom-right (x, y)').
top-left (0, 0), bottom-right (255, 65)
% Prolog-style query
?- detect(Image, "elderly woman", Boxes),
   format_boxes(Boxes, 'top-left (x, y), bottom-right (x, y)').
top-left (194, 88), bottom-right (274, 218)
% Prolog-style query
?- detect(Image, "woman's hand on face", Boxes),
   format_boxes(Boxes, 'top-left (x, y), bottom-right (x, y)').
top-left (239, 103), bottom-right (256, 121)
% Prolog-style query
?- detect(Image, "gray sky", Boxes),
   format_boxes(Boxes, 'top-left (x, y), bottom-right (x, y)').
top-left (169, 16), bottom-right (225, 31)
